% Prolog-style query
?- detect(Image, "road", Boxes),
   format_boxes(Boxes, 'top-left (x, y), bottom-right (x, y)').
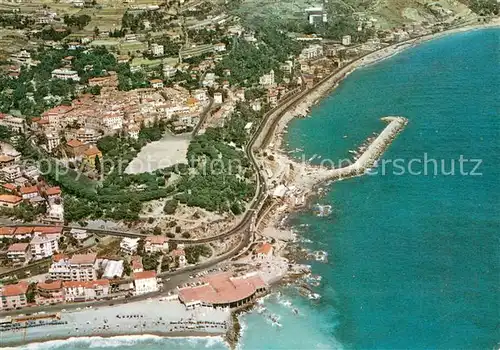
top-left (1, 25), bottom-right (474, 316)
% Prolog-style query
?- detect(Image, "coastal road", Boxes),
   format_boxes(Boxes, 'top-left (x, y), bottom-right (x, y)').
top-left (0, 24), bottom-right (474, 316)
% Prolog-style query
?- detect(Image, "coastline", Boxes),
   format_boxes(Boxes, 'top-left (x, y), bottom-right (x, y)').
top-left (3, 331), bottom-right (223, 349)
top-left (254, 19), bottom-right (500, 287)
top-left (272, 20), bottom-right (500, 156)
top-left (2, 21), bottom-right (499, 350)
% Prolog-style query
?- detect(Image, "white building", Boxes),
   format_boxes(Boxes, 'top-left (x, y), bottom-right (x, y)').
top-left (151, 43), bottom-right (164, 56)
top-left (30, 234), bottom-right (59, 260)
top-left (127, 125), bottom-right (140, 140)
top-left (63, 280), bottom-right (110, 302)
top-left (133, 270), bottom-right (158, 295)
top-left (70, 228), bottom-right (89, 240)
top-left (214, 92), bottom-right (223, 104)
top-left (172, 249), bottom-right (187, 268)
top-left (1, 166), bottom-right (21, 182)
top-left (163, 65), bottom-right (178, 78)
top-left (259, 70), bottom-right (275, 87)
top-left (49, 253), bottom-right (98, 281)
top-left (144, 236), bottom-right (169, 254)
top-left (202, 73), bottom-right (216, 87)
top-left (51, 68), bottom-right (80, 81)
top-left (299, 45), bottom-right (323, 60)
top-left (101, 259), bottom-right (124, 279)
top-left (0, 114), bottom-right (25, 133)
top-left (102, 115), bottom-right (123, 131)
top-left (150, 79), bottom-right (164, 89)
top-left (120, 237), bottom-right (140, 255)
top-left (7, 243), bottom-right (31, 264)
top-left (213, 43), bottom-right (226, 52)
top-left (46, 133), bottom-right (60, 152)
top-left (342, 35), bottom-right (352, 46)
top-left (46, 203), bottom-right (64, 222)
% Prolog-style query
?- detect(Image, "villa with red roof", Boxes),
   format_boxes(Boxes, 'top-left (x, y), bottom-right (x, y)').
top-left (34, 226), bottom-right (63, 238)
top-left (255, 242), bottom-right (273, 259)
top-left (45, 186), bottom-right (61, 198)
top-left (178, 272), bottom-right (267, 309)
top-left (20, 185), bottom-right (39, 200)
top-left (0, 194), bottom-right (23, 208)
top-left (133, 270), bottom-right (158, 295)
top-left (14, 226), bottom-right (34, 239)
top-left (0, 282), bottom-right (29, 311)
top-left (36, 280), bottom-right (64, 305)
top-left (144, 235), bottom-right (169, 253)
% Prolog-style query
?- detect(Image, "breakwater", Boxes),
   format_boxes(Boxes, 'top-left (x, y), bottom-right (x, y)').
top-left (286, 116), bottom-right (408, 191)
top-left (332, 116), bottom-right (408, 179)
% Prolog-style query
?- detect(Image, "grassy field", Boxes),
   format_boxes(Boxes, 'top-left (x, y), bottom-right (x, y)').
top-left (130, 56), bottom-right (178, 67)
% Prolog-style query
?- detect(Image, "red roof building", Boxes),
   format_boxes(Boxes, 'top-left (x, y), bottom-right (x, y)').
top-left (178, 272), bottom-right (267, 309)
top-left (46, 186), bottom-right (61, 197)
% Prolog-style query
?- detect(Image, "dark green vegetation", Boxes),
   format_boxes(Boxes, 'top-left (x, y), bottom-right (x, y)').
top-left (462, 0), bottom-right (499, 15)
top-left (184, 244), bottom-right (211, 264)
top-left (0, 46), bottom-right (116, 116)
top-left (215, 26), bottom-right (301, 86)
top-left (40, 103), bottom-right (261, 222)
top-left (174, 103), bottom-right (260, 213)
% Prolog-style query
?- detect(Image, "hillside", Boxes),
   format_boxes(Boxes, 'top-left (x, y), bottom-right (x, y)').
top-left (229, 0), bottom-right (488, 30)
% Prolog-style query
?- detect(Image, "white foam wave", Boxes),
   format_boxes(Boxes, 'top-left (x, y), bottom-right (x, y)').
top-left (9, 334), bottom-right (225, 350)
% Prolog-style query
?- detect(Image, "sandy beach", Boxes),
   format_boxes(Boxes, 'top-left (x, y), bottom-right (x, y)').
top-left (0, 299), bottom-right (230, 347)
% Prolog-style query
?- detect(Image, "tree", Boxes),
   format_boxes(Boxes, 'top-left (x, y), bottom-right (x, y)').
top-left (26, 283), bottom-right (36, 303)
top-left (94, 26), bottom-right (100, 38)
top-left (153, 226), bottom-right (162, 235)
top-left (95, 155), bottom-right (101, 174)
top-left (163, 199), bottom-right (178, 214)
top-left (123, 259), bottom-right (131, 276)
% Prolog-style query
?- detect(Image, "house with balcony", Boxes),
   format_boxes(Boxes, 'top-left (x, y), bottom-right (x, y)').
top-left (7, 243), bottom-right (31, 264)
top-left (63, 280), bottom-right (110, 302)
top-left (0, 282), bottom-right (29, 311)
top-left (36, 280), bottom-right (64, 305)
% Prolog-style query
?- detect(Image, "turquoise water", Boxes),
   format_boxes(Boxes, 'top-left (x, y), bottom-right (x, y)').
top-left (12, 28), bottom-right (499, 350)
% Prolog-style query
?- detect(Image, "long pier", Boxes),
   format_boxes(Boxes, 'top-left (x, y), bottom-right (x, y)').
top-left (299, 116), bottom-right (408, 186)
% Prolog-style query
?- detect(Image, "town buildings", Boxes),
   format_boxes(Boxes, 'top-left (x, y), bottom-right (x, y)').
top-left (7, 243), bottom-right (31, 264)
top-left (49, 253), bottom-right (98, 281)
top-left (63, 280), bottom-right (110, 302)
top-left (120, 237), bottom-right (140, 255)
top-left (0, 282), bottom-right (29, 311)
top-left (30, 234), bottom-right (59, 260)
top-left (133, 270), bottom-right (158, 295)
top-left (144, 236), bottom-right (169, 253)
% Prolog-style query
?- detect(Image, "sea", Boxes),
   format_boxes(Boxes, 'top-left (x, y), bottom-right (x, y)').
top-left (9, 28), bottom-right (499, 350)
